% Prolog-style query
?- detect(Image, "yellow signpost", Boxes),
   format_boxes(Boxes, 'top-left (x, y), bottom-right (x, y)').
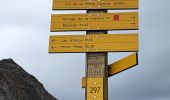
top-left (51, 12), bottom-right (138, 31)
top-left (53, 0), bottom-right (139, 10)
top-left (49, 0), bottom-right (139, 99)
top-left (49, 34), bottom-right (138, 53)
top-left (82, 53), bottom-right (138, 88)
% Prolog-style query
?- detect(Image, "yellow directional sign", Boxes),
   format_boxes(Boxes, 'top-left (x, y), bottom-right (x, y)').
top-left (109, 52), bottom-right (138, 76)
top-left (49, 34), bottom-right (138, 53)
top-left (87, 78), bottom-right (103, 100)
top-left (53, 0), bottom-right (139, 10)
top-left (82, 53), bottom-right (138, 88)
top-left (51, 12), bottom-right (138, 31)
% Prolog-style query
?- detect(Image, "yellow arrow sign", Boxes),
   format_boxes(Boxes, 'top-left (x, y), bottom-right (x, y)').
top-left (108, 52), bottom-right (138, 76)
top-left (82, 53), bottom-right (138, 88)
top-left (49, 34), bottom-right (138, 53)
top-left (51, 12), bottom-right (138, 31)
top-left (53, 0), bottom-right (139, 10)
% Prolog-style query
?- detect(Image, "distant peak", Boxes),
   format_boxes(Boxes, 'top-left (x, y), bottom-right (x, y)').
top-left (0, 58), bottom-right (22, 71)
top-left (0, 58), bottom-right (15, 64)
top-left (0, 58), bottom-right (57, 100)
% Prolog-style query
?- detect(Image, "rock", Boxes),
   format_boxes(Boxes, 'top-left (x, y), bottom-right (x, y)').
top-left (0, 59), bottom-right (57, 100)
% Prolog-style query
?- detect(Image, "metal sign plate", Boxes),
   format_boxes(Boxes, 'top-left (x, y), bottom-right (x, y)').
top-left (51, 12), bottom-right (138, 31)
top-left (109, 52), bottom-right (138, 76)
top-left (87, 78), bottom-right (103, 100)
top-left (49, 34), bottom-right (138, 53)
top-left (53, 0), bottom-right (138, 10)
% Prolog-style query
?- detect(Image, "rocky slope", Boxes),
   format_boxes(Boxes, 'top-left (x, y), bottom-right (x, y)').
top-left (0, 59), bottom-right (57, 100)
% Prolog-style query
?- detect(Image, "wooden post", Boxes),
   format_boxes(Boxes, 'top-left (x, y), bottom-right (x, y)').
top-left (86, 10), bottom-right (108, 100)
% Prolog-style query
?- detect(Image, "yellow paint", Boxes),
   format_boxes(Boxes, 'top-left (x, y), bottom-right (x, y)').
top-left (109, 52), bottom-right (138, 76)
top-left (82, 77), bottom-right (86, 88)
top-left (51, 12), bottom-right (138, 31)
top-left (81, 53), bottom-right (138, 88)
top-left (49, 34), bottom-right (138, 53)
top-left (87, 78), bottom-right (103, 100)
top-left (53, 0), bottom-right (138, 10)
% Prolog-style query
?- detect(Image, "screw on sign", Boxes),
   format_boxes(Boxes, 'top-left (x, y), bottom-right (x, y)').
top-left (49, 0), bottom-right (139, 100)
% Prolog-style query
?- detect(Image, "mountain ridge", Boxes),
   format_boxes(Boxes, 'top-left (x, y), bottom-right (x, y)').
top-left (0, 59), bottom-right (57, 100)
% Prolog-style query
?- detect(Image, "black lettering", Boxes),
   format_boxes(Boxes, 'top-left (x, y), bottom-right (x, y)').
top-left (90, 87), bottom-right (101, 93)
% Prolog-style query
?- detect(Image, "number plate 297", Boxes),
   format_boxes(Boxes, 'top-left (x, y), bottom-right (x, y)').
top-left (87, 78), bottom-right (103, 99)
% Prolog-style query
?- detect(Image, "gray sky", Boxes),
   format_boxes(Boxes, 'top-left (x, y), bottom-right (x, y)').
top-left (0, 0), bottom-right (170, 100)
